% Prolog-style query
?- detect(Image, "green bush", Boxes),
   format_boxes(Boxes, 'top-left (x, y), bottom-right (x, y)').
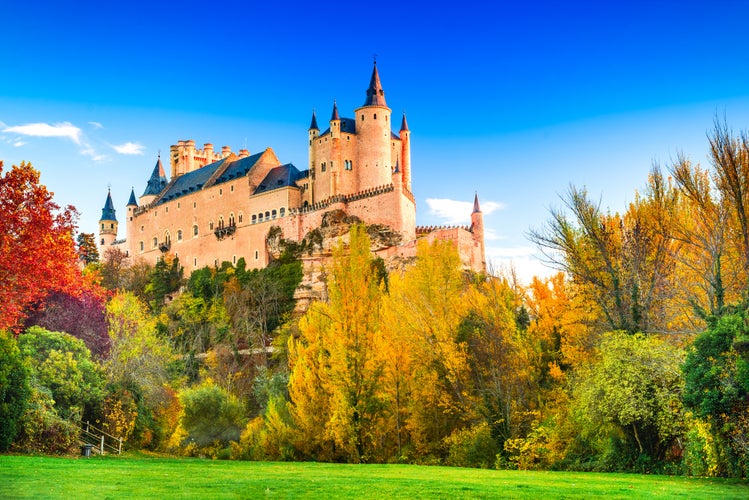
top-left (0, 331), bottom-right (31, 450)
top-left (178, 383), bottom-right (246, 450)
top-left (13, 386), bottom-right (79, 455)
top-left (444, 423), bottom-right (499, 468)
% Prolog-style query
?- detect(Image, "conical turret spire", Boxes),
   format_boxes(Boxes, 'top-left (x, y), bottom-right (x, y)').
top-left (309, 110), bottom-right (319, 130)
top-left (143, 156), bottom-right (168, 196)
top-left (363, 61), bottom-right (387, 107)
top-left (127, 187), bottom-right (138, 207)
top-left (331, 100), bottom-right (340, 121)
top-left (473, 192), bottom-right (481, 213)
top-left (400, 112), bottom-right (409, 132)
top-left (100, 189), bottom-right (117, 222)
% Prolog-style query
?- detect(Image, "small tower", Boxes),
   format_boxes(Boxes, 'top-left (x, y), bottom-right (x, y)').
top-left (140, 155), bottom-right (168, 206)
top-left (470, 193), bottom-right (486, 272)
top-left (99, 189), bottom-right (118, 250)
top-left (400, 113), bottom-right (411, 190)
top-left (308, 110), bottom-right (319, 202)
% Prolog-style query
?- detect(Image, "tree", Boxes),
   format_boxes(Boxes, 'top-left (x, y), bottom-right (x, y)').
top-left (529, 181), bottom-right (676, 334)
top-left (573, 331), bottom-right (685, 470)
top-left (683, 312), bottom-right (749, 477)
top-left (144, 255), bottom-right (183, 311)
top-left (23, 290), bottom-right (109, 358)
top-left (288, 224), bottom-right (385, 462)
top-left (0, 331), bottom-right (31, 450)
top-left (0, 161), bottom-right (81, 331)
top-left (178, 383), bottom-right (246, 451)
top-left (18, 326), bottom-right (104, 421)
top-left (76, 232), bottom-right (99, 265)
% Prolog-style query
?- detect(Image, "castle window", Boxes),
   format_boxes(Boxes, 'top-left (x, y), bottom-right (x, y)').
top-left (233, 255), bottom-right (236, 264)
top-left (252, 214), bottom-right (257, 224)
top-left (255, 250), bottom-right (259, 260)
top-left (193, 202), bottom-right (197, 209)
top-left (164, 232), bottom-right (171, 244)
top-left (153, 237), bottom-right (157, 248)
top-left (141, 225), bottom-right (144, 232)
top-left (194, 258), bottom-right (197, 267)
top-left (321, 162), bottom-right (326, 172)
top-left (231, 185), bottom-right (234, 192)
top-left (177, 230), bottom-right (183, 241)
top-left (229, 213), bottom-right (235, 226)
top-left (385, 115), bottom-right (388, 122)
top-left (361, 115), bottom-right (364, 121)
top-left (139, 241), bottom-right (144, 252)
top-left (345, 160), bottom-right (352, 171)
top-left (258, 212), bottom-right (263, 222)
top-left (219, 188), bottom-right (223, 195)
top-left (165, 207), bottom-right (168, 213)
top-left (280, 207), bottom-right (285, 217)
top-left (110, 223), bottom-right (114, 229)
top-left (373, 113), bottom-right (377, 120)
top-left (101, 238), bottom-right (105, 245)
top-left (347, 136), bottom-right (350, 141)
top-left (271, 210), bottom-right (277, 219)
top-left (193, 225), bottom-right (198, 237)
top-left (238, 213), bottom-right (243, 223)
top-left (265, 211), bottom-right (270, 220)
top-left (218, 216), bottom-right (224, 229)
top-left (178, 202), bottom-right (180, 209)
top-left (209, 221), bottom-right (214, 231)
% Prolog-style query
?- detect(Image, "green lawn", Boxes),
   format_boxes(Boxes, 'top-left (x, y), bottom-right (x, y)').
top-left (1, 454), bottom-right (746, 499)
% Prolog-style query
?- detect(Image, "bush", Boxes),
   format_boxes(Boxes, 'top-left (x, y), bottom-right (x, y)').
top-left (444, 423), bottom-right (499, 468)
top-left (13, 386), bottom-right (79, 455)
top-left (0, 331), bottom-right (31, 450)
top-left (178, 383), bottom-right (246, 451)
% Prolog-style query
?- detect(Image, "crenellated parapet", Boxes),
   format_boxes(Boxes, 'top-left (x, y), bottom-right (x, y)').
top-left (289, 184), bottom-right (396, 215)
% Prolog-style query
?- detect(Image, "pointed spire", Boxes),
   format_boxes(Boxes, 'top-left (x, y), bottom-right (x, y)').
top-left (363, 61), bottom-right (387, 107)
top-left (400, 112), bottom-right (409, 132)
top-left (473, 192), bottom-right (481, 213)
top-left (143, 156), bottom-right (168, 196)
top-left (309, 110), bottom-right (319, 130)
top-left (127, 187), bottom-right (138, 207)
top-left (100, 189), bottom-right (117, 222)
top-left (331, 100), bottom-right (340, 121)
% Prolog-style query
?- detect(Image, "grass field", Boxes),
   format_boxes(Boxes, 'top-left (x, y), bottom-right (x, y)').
top-left (1, 454), bottom-right (747, 499)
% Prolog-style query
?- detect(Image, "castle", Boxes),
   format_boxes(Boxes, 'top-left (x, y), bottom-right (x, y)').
top-left (99, 63), bottom-right (486, 273)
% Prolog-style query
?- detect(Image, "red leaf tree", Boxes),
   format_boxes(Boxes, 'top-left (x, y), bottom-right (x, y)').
top-left (0, 161), bottom-right (82, 331)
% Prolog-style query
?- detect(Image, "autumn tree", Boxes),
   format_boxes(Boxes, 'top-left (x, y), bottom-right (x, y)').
top-left (288, 224), bottom-right (385, 462)
top-left (0, 161), bottom-right (81, 331)
top-left (529, 180), bottom-right (677, 334)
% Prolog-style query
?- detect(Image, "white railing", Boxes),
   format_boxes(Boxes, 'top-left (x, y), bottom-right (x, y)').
top-left (74, 421), bottom-right (123, 455)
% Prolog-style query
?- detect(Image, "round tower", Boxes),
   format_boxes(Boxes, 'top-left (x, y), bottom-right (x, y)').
top-left (308, 110), bottom-right (319, 202)
top-left (99, 189), bottom-right (118, 250)
top-left (399, 113), bottom-right (411, 191)
top-left (354, 62), bottom-right (393, 192)
top-left (471, 193), bottom-right (486, 273)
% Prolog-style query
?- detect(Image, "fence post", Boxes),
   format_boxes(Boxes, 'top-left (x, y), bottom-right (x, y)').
top-left (101, 435), bottom-right (105, 455)
top-left (119, 437), bottom-right (122, 455)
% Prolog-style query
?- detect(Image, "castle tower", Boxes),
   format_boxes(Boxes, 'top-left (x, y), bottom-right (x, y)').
top-left (354, 62), bottom-right (393, 192)
top-left (140, 156), bottom-right (168, 206)
top-left (329, 101), bottom-right (341, 195)
top-left (125, 187), bottom-right (138, 245)
top-left (400, 113), bottom-right (411, 191)
top-left (308, 110), bottom-right (319, 203)
top-left (470, 193), bottom-right (486, 272)
top-left (99, 189), bottom-right (118, 250)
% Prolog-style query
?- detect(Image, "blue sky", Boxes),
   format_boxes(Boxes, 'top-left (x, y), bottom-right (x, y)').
top-left (3, 1), bottom-right (749, 282)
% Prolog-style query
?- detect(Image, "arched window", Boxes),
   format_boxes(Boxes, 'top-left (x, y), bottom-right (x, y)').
top-left (193, 225), bottom-right (199, 237)
top-left (280, 207), bottom-right (285, 217)
top-left (100, 238), bottom-right (105, 245)
top-left (164, 231), bottom-right (171, 244)
top-left (209, 221), bottom-right (214, 231)
top-left (139, 241), bottom-right (144, 252)
top-left (265, 211), bottom-right (270, 219)
top-left (238, 212), bottom-right (243, 224)
top-left (229, 213), bottom-right (235, 226)
top-left (252, 214), bottom-right (257, 224)
top-left (271, 209), bottom-right (277, 219)
top-left (177, 229), bottom-right (183, 241)
top-left (153, 237), bottom-right (158, 248)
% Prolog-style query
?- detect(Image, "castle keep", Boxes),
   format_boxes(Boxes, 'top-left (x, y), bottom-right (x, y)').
top-left (99, 64), bottom-right (486, 272)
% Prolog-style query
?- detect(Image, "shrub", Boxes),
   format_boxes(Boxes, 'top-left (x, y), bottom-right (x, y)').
top-left (0, 331), bottom-right (31, 450)
top-left (178, 383), bottom-right (246, 451)
top-left (444, 423), bottom-right (499, 468)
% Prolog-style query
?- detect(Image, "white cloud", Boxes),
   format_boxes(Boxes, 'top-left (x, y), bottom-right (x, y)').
top-left (88, 121), bottom-right (104, 129)
top-left (13, 140), bottom-right (26, 147)
top-left (111, 141), bottom-right (145, 155)
top-left (2, 122), bottom-right (82, 144)
top-left (426, 198), bottom-right (504, 225)
top-left (485, 245), bottom-right (556, 284)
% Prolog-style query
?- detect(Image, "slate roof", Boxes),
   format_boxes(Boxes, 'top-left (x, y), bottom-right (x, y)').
top-left (214, 152), bottom-right (264, 185)
top-left (143, 157), bottom-right (168, 196)
top-left (363, 62), bottom-right (387, 107)
top-left (320, 118), bottom-right (357, 136)
top-left (127, 188), bottom-right (138, 207)
top-left (156, 157), bottom-right (228, 205)
top-left (254, 164), bottom-right (304, 195)
top-left (100, 191), bottom-right (117, 222)
top-left (309, 111), bottom-right (319, 130)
